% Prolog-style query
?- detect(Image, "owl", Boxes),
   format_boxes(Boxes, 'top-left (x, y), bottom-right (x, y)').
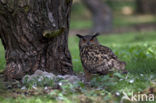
top-left (76, 33), bottom-right (126, 80)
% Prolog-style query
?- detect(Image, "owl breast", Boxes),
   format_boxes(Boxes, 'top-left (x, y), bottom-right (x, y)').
top-left (80, 45), bottom-right (116, 74)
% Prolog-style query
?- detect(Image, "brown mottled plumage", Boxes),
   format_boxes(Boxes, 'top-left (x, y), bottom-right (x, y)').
top-left (76, 33), bottom-right (126, 80)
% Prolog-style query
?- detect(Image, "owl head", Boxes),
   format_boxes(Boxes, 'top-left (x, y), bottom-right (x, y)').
top-left (76, 33), bottom-right (100, 49)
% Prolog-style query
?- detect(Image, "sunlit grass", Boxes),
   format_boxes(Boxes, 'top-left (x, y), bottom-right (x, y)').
top-left (114, 15), bottom-right (156, 27)
top-left (70, 15), bottom-right (156, 29)
top-left (0, 41), bottom-right (5, 72)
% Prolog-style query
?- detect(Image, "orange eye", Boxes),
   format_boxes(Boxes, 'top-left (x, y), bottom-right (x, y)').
top-left (83, 40), bottom-right (86, 42)
top-left (90, 39), bottom-right (94, 42)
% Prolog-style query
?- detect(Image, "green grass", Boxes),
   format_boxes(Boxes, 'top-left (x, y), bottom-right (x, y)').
top-left (70, 3), bottom-right (92, 29)
top-left (0, 41), bottom-right (5, 72)
top-left (70, 15), bottom-right (156, 29)
top-left (1, 31), bottom-right (156, 103)
top-left (114, 15), bottom-right (156, 27)
top-left (70, 20), bottom-right (92, 29)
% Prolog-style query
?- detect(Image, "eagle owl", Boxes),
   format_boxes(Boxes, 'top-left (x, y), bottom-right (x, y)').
top-left (76, 33), bottom-right (126, 80)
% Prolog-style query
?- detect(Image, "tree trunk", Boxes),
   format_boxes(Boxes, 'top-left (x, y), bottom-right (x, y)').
top-left (136, 0), bottom-right (156, 14)
top-left (82, 0), bottom-right (113, 33)
top-left (0, 0), bottom-right (73, 80)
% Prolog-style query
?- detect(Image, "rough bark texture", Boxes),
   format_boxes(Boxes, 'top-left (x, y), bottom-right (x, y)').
top-left (0, 0), bottom-right (73, 80)
top-left (82, 0), bottom-right (113, 33)
top-left (136, 0), bottom-right (156, 14)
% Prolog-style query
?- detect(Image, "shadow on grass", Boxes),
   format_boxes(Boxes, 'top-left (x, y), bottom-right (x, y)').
top-left (126, 58), bottom-right (156, 74)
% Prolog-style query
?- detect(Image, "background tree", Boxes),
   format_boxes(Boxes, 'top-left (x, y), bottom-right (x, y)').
top-left (82, 0), bottom-right (113, 33)
top-left (136, 0), bottom-right (156, 14)
top-left (0, 0), bottom-right (73, 80)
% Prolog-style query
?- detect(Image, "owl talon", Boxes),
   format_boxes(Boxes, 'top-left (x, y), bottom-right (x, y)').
top-left (84, 69), bottom-right (92, 82)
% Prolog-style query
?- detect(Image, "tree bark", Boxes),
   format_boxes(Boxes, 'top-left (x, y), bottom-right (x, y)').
top-left (0, 0), bottom-right (73, 80)
top-left (136, 0), bottom-right (156, 14)
top-left (82, 0), bottom-right (113, 33)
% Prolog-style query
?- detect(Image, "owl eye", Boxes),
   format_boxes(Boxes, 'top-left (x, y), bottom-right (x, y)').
top-left (90, 39), bottom-right (94, 42)
top-left (83, 39), bottom-right (86, 42)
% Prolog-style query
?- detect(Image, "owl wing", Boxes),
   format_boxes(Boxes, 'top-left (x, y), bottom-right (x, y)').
top-left (99, 45), bottom-right (117, 59)
top-left (80, 45), bottom-right (117, 74)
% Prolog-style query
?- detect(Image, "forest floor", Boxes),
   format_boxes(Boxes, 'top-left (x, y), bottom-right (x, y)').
top-left (0, 30), bottom-right (156, 103)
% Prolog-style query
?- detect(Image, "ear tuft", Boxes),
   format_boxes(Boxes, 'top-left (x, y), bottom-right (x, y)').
top-left (76, 34), bottom-right (83, 38)
top-left (93, 32), bottom-right (100, 37)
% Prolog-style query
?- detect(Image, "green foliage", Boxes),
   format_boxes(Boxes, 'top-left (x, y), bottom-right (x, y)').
top-left (89, 72), bottom-right (151, 93)
top-left (22, 75), bottom-right (55, 89)
top-left (0, 41), bottom-right (5, 72)
top-left (90, 75), bottom-right (117, 89)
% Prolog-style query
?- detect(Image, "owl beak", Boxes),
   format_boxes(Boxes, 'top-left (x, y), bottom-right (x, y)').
top-left (87, 42), bottom-right (90, 45)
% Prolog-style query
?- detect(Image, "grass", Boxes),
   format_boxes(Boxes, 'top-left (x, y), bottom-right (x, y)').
top-left (114, 15), bottom-right (156, 27)
top-left (70, 15), bottom-right (156, 29)
top-left (1, 31), bottom-right (156, 103)
top-left (0, 41), bottom-right (5, 72)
